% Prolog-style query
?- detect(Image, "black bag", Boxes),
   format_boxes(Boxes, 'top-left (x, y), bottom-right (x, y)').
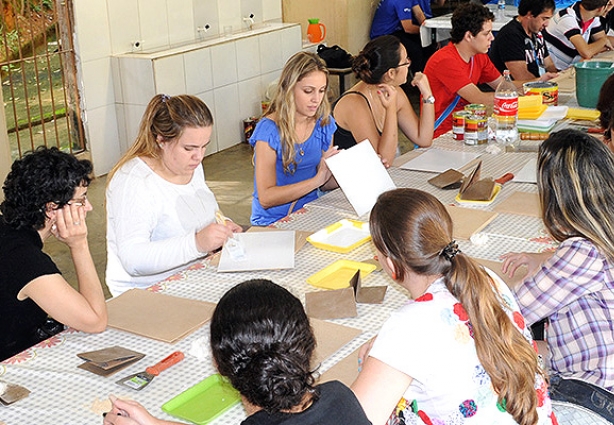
top-left (316, 44), bottom-right (353, 69)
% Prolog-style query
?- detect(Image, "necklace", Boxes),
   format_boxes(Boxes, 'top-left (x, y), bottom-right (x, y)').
top-left (296, 118), bottom-right (314, 156)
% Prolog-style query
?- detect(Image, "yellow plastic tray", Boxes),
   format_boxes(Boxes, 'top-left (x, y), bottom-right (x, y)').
top-left (306, 219), bottom-right (371, 253)
top-left (518, 104), bottom-right (547, 120)
top-left (307, 260), bottom-right (377, 290)
top-left (455, 184), bottom-right (501, 205)
top-left (566, 107), bottom-right (600, 121)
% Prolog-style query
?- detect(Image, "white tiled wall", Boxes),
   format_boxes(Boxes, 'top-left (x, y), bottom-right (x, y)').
top-left (112, 24), bottom-right (302, 160)
top-left (75, 0), bottom-right (286, 176)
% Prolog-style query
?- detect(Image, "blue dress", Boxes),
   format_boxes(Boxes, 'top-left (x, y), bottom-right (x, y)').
top-left (249, 116), bottom-right (337, 226)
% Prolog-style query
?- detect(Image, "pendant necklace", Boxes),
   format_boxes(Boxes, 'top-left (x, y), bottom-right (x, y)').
top-left (297, 119), bottom-right (312, 156)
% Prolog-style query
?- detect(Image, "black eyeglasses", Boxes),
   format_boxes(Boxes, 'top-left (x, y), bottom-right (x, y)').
top-left (394, 57), bottom-right (411, 68)
top-left (605, 128), bottom-right (612, 141)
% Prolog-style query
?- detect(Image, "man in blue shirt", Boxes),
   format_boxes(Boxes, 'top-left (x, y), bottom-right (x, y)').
top-left (370, 0), bottom-right (444, 73)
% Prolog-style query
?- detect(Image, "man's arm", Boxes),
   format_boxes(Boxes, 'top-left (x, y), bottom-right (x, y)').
top-left (400, 4), bottom-right (427, 34)
top-left (569, 31), bottom-right (612, 58)
top-left (457, 82), bottom-right (497, 104)
top-left (544, 56), bottom-right (558, 73)
top-left (505, 60), bottom-right (539, 81)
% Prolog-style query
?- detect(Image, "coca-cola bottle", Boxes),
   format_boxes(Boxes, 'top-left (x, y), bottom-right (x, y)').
top-left (494, 70), bottom-right (518, 145)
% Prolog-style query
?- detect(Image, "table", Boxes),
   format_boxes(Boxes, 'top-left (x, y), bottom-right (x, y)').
top-left (0, 136), bottom-right (608, 425)
top-left (421, 4), bottom-right (518, 47)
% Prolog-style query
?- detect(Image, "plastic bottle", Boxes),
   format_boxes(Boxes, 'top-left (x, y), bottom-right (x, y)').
top-left (497, 0), bottom-right (506, 20)
top-left (494, 70), bottom-right (518, 145)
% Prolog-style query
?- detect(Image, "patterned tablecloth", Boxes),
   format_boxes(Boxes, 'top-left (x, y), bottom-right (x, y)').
top-left (0, 136), bottom-right (609, 425)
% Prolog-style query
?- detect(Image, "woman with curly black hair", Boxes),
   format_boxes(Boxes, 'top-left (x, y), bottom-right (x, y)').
top-left (104, 279), bottom-right (371, 425)
top-left (0, 146), bottom-right (107, 361)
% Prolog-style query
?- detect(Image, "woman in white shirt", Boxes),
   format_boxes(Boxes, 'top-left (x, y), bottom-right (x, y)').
top-left (105, 94), bottom-right (241, 297)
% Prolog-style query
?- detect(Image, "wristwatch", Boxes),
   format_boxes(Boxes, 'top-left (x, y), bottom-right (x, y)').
top-left (423, 95), bottom-right (435, 104)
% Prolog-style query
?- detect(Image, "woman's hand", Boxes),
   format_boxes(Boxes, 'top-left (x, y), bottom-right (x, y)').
top-left (103, 396), bottom-right (167, 425)
top-left (411, 72), bottom-right (432, 97)
top-left (195, 223), bottom-right (235, 254)
top-left (500, 251), bottom-right (552, 278)
top-left (51, 204), bottom-right (88, 248)
top-left (375, 83), bottom-right (397, 110)
top-left (357, 337), bottom-right (377, 371)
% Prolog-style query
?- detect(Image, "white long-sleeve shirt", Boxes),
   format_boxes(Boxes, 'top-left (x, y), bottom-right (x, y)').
top-left (105, 157), bottom-right (219, 296)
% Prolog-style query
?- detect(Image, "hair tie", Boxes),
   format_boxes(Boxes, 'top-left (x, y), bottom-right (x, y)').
top-left (440, 241), bottom-right (460, 261)
top-left (161, 94), bottom-right (170, 103)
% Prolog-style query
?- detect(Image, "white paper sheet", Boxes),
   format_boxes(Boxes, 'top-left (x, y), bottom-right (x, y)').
top-left (325, 141), bottom-right (396, 216)
top-left (217, 231), bottom-right (295, 272)
top-left (513, 158), bottom-right (537, 183)
top-left (398, 148), bottom-right (481, 173)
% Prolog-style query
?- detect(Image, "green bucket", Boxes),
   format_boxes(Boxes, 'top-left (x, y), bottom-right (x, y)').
top-left (574, 61), bottom-right (614, 109)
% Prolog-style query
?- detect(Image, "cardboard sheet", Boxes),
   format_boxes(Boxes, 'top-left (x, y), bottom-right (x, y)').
top-left (512, 158), bottom-right (537, 184)
top-left (107, 289), bottom-right (216, 343)
top-left (305, 271), bottom-right (386, 320)
top-left (217, 231), bottom-right (295, 272)
top-left (77, 346), bottom-right (145, 377)
top-left (318, 346), bottom-right (361, 387)
top-left (310, 318), bottom-right (362, 366)
top-left (494, 191), bottom-right (541, 217)
top-left (445, 205), bottom-right (498, 240)
top-left (325, 140), bottom-right (396, 216)
top-left (399, 149), bottom-right (481, 173)
top-left (305, 288), bottom-right (357, 320)
top-left (475, 258), bottom-right (528, 290)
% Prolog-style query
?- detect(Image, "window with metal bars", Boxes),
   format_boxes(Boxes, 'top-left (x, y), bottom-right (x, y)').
top-left (0, 0), bottom-right (85, 160)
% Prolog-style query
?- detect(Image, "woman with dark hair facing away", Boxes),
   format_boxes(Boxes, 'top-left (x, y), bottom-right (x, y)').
top-left (0, 147), bottom-right (107, 361)
top-left (103, 279), bottom-right (372, 425)
top-left (352, 188), bottom-right (556, 425)
top-left (333, 35), bottom-right (434, 165)
top-left (106, 94), bottom-right (242, 297)
top-left (502, 129), bottom-right (614, 422)
top-left (596, 74), bottom-right (614, 151)
top-left (250, 52), bottom-right (338, 226)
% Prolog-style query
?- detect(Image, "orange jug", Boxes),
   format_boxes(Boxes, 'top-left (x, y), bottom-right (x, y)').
top-left (307, 19), bottom-right (326, 43)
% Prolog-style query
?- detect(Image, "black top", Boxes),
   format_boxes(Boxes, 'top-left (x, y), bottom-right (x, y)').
top-left (0, 218), bottom-right (61, 360)
top-left (241, 381), bottom-right (372, 425)
top-left (333, 91), bottom-right (382, 150)
top-left (489, 18), bottom-right (550, 79)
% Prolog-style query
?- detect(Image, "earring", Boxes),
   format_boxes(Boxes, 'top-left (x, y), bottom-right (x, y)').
top-left (391, 271), bottom-right (397, 281)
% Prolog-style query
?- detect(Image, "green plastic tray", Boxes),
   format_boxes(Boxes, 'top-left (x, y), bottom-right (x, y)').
top-left (161, 374), bottom-right (240, 424)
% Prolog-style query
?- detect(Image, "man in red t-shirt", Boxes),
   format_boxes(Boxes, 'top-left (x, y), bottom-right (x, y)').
top-left (424, 3), bottom-right (503, 137)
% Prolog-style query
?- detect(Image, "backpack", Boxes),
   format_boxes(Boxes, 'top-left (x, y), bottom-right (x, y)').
top-left (316, 44), bottom-right (353, 69)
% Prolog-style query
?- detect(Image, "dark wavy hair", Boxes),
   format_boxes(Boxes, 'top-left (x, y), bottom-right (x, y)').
top-left (210, 279), bottom-right (318, 413)
top-left (538, 130), bottom-right (614, 262)
top-left (1, 146), bottom-right (92, 230)
top-left (450, 3), bottom-right (495, 43)
top-left (596, 74), bottom-right (614, 129)
top-left (518, 0), bottom-right (555, 17)
top-left (370, 189), bottom-right (543, 425)
top-left (581, 0), bottom-right (609, 11)
top-left (352, 35), bottom-right (403, 84)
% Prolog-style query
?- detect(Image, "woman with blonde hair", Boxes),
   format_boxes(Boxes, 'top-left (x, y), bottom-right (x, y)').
top-left (333, 35), bottom-right (434, 165)
top-left (250, 52), bottom-right (338, 226)
top-left (353, 188), bottom-right (555, 425)
top-left (502, 129), bottom-right (614, 422)
top-left (106, 94), bottom-right (241, 296)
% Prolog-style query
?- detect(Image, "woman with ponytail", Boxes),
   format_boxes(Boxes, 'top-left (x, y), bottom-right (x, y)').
top-left (502, 130), bottom-right (614, 422)
top-left (104, 279), bottom-right (372, 425)
top-left (352, 188), bottom-right (555, 425)
top-left (333, 35), bottom-right (434, 165)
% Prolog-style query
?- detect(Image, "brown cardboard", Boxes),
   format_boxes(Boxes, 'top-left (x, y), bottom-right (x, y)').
top-left (445, 205), bottom-right (498, 240)
top-left (305, 288), bottom-right (357, 320)
top-left (475, 258), bottom-right (528, 290)
top-left (494, 191), bottom-right (541, 217)
top-left (458, 161), bottom-right (496, 201)
top-left (318, 346), bottom-right (361, 387)
top-left (310, 318), bottom-right (362, 366)
top-left (77, 346), bottom-right (145, 377)
top-left (428, 169), bottom-right (464, 190)
top-left (107, 289), bottom-right (216, 343)
top-left (351, 270), bottom-right (387, 304)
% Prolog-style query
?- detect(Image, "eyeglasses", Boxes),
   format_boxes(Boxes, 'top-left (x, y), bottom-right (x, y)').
top-left (394, 57), bottom-right (411, 68)
top-left (67, 194), bottom-right (88, 207)
top-left (605, 128), bottom-right (612, 142)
